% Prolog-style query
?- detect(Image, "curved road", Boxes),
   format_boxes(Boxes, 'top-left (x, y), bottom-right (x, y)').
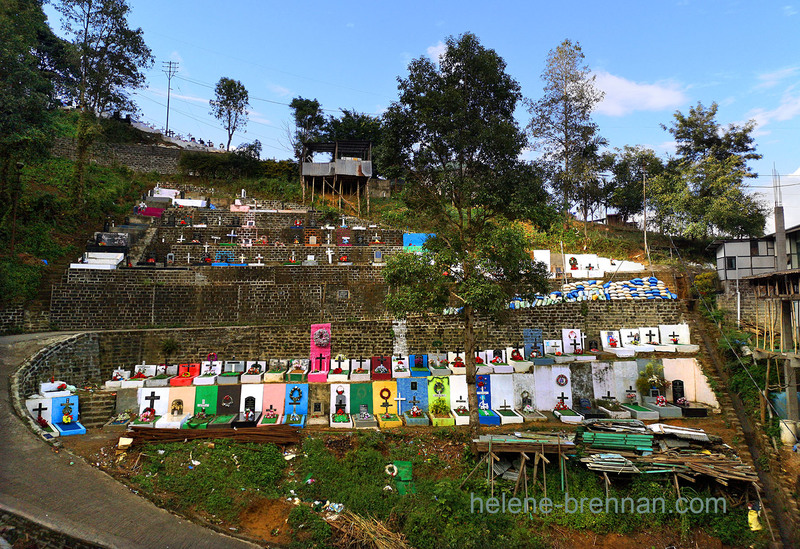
top-left (0, 332), bottom-right (258, 549)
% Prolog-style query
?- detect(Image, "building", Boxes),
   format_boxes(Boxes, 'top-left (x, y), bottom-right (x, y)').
top-left (714, 223), bottom-right (800, 281)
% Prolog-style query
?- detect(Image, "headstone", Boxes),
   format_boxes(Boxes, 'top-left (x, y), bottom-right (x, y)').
top-left (490, 374), bottom-right (523, 424)
top-left (259, 383), bottom-right (285, 426)
top-left (51, 396), bottom-right (86, 436)
top-left (350, 383), bottom-right (377, 429)
top-left (450, 375), bottom-right (470, 425)
top-left (307, 383), bottom-right (329, 426)
top-left (330, 384), bottom-right (352, 428)
top-left (284, 383), bottom-right (309, 427)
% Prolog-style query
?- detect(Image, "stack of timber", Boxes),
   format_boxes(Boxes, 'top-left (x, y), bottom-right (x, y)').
top-left (581, 453), bottom-right (640, 474)
top-left (582, 419), bottom-right (648, 434)
top-left (579, 431), bottom-right (654, 454)
top-left (638, 454), bottom-right (760, 484)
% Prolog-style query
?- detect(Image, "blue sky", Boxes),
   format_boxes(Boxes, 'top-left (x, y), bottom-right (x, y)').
top-left (44, 1), bottom-right (800, 230)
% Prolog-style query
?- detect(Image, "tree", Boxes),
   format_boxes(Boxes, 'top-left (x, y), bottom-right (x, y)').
top-left (603, 146), bottom-right (664, 222)
top-left (650, 102), bottom-right (767, 239)
top-left (56, 0), bottom-right (153, 115)
top-left (380, 33), bottom-right (550, 434)
top-left (527, 39), bottom-right (604, 209)
top-left (209, 77), bottom-right (249, 151)
top-left (288, 96), bottom-right (326, 160)
top-left (324, 109), bottom-right (385, 175)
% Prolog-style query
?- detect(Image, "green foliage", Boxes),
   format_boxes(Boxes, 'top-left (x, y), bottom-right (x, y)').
top-left (603, 145), bottom-right (664, 222)
top-left (0, 259), bottom-right (43, 305)
top-left (636, 360), bottom-right (669, 396)
top-left (160, 337), bottom-right (178, 363)
top-left (131, 441), bottom-right (286, 522)
top-left (289, 96), bottom-right (325, 159)
top-left (209, 77), bottom-right (249, 150)
top-left (178, 151), bottom-right (296, 181)
top-left (287, 506), bottom-right (331, 547)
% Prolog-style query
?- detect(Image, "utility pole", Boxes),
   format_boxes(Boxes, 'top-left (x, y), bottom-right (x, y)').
top-left (162, 61), bottom-right (179, 137)
top-left (642, 166), bottom-right (652, 268)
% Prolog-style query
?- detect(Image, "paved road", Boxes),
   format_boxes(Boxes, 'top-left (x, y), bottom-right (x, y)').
top-left (0, 332), bottom-right (258, 549)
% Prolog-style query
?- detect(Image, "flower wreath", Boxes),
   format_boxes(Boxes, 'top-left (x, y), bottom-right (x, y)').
top-left (676, 397), bottom-right (688, 406)
top-left (475, 355), bottom-right (484, 364)
top-left (385, 463), bottom-right (398, 477)
top-left (206, 352), bottom-right (217, 361)
top-left (434, 381), bottom-right (445, 396)
top-left (379, 388), bottom-right (391, 401)
top-left (313, 329), bottom-right (331, 348)
top-left (222, 395), bottom-right (233, 407)
top-left (290, 386), bottom-right (303, 402)
top-left (181, 371), bottom-right (191, 378)
top-left (554, 400), bottom-right (569, 411)
top-left (556, 374), bottom-right (568, 387)
top-left (655, 395), bottom-right (667, 407)
top-left (510, 349), bottom-right (523, 361)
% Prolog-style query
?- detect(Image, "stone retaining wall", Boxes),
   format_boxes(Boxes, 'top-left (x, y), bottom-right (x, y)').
top-left (51, 137), bottom-right (181, 174)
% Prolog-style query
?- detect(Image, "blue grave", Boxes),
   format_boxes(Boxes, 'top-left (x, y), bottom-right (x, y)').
top-left (397, 378), bottom-right (430, 426)
top-left (284, 383), bottom-right (309, 427)
top-left (476, 374), bottom-right (501, 426)
top-left (51, 396), bottom-right (86, 436)
top-left (523, 328), bottom-right (545, 359)
top-left (409, 354), bottom-right (430, 377)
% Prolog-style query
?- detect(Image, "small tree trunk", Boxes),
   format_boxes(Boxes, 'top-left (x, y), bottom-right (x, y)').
top-left (465, 305), bottom-right (480, 437)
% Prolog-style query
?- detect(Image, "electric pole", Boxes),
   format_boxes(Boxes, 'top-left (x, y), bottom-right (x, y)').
top-left (162, 61), bottom-right (179, 137)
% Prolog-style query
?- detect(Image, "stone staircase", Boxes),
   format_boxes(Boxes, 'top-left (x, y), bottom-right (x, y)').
top-left (77, 390), bottom-right (117, 429)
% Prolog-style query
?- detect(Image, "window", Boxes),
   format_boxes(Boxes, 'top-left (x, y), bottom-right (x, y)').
top-left (750, 240), bottom-right (760, 256)
top-left (725, 256), bottom-right (737, 270)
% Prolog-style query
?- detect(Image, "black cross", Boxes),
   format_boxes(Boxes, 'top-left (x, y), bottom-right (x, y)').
top-left (604, 390), bottom-right (616, 401)
top-left (316, 354), bottom-right (326, 371)
top-left (334, 356), bottom-right (346, 369)
top-left (499, 399), bottom-right (512, 411)
top-left (33, 402), bottom-right (47, 418)
top-left (379, 356), bottom-right (389, 366)
top-left (627, 385), bottom-right (636, 393)
top-left (395, 353), bottom-right (404, 362)
top-left (145, 391), bottom-right (161, 409)
top-left (454, 347), bottom-right (462, 356)
top-left (266, 404), bottom-right (276, 414)
top-left (569, 339), bottom-right (581, 353)
top-left (669, 330), bottom-right (680, 343)
top-left (645, 329), bottom-right (657, 344)
top-left (557, 392), bottom-right (569, 405)
top-left (355, 356), bottom-right (367, 369)
top-left (380, 397), bottom-right (392, 415)
top-left (409, 394), bottom-right (421, 408)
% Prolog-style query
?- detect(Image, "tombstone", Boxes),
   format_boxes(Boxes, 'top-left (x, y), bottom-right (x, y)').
top-left (523, 328), bottom-right (545, 360)
top-left (241, 361), bottom-right (265, 383)
top-left (620, 328), bottom-right (655, 352)
top-left (307, 383), bottom-right (329, 426)
top-left (51, 396), bottom-right (86, 436)
top-left (409, 354), bottom-right (429, 377)
top-left (372, 380), bottom-right (402, 428)
top-left (349, 356), bottom-right (371, 382)
top-left (260, 383), bottom-right (285, 426)
top-left (328, 354), bottom-right (351, 382)
top-left (371, 356), bottom-right (392, 381)
top-left (218, 360), bottom-right (244, 384)
top-left (397, 378), bottom-right (430, 425)
top-left (350, 383), bottom-right (378, 429)
top-left (156, 385), bottom-right (195, 429)
top-left (286, 358), bottom-right (309, 382)
top-left (639, 327), bottom-right (661, 346)
top-left (427, 377), bottom-right (454, 426)
top-left (474, 375), bottom-right (500, 425)
top-left (26, 396), bottom-right (56, 437)
top-left (562, 329), bottom-right (583, 355)
top-left (195, 361), bottom-right (222, 385)
top-left (284, 383), bottom-right (309, 427)
top-left (263, 359), bottom-right (287, 382)
top-left (600, 330), bottom-right (635, 357)
top-left (658, 324), bottom-right (699, 353)
top-left (135, 387), bottom-right (170, 427)
top-left (337, 227), bottom-right (352, 247)
top-left (170, 363), bottom-right (201, 386)
top-left (212, 384), bottom-right (241, 427)
top-left (450, 375), bottom-right (470, 426)
top-left (372, 249), bottom-right (385, 265)
top-left (490, 374), bottom-right (523, 424)
top-left (353, 227), bottom-right (366, 246)
top-left (392, 354), bottom-right (411, 378)
top-left (569, 362), bottom-right (595, 406)
top-left (232, 387), bottom-right (263, 428)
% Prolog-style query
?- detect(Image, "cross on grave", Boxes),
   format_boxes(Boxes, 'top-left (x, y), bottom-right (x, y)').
top-left (499, 399), bottom-right (512, 412)
top-left (254, 254), bottom-right (263, 263)
top-left (326, 248), bottom-right (334, 264)
top-left (203, 243), bottom-right (210, 254)
top-left (33, 402), bottom-right (48, 418)
top-left (197, 399), bottom-right (210, 412)
top-left (354, 356), bottom-right (367, 370)
top-left (265, 404), bottom-right (276, 415)
top-left (227, 231), bottom-right (237, 243)
top-left (326, 233), bottom-right (332, 245)
top-left (145, 391), bottom-right (161, 409)
top-left (669, 330), bottom-right (680, 344)
top-left (603, 390), bottom-right (617, 401)
top-left (569, 338), bottom-right (581, 353)
top-left (454, 347), bottom-right (462, 357)
top-left (334, 356), bottom-right (346, 370)
top-left (239, 254), bottom-right (247, 263)
top-left (395, 389), bottom-right (406, 410)
top-left (211, 236), bottom-right (221, 245)
top-left (381, 393), bottom-right (393, 415)
top-left (408, 394), bottom-right (421, 409)
top-left (315, 354), bottom-right (326, 372)
top-left (455, 395), bottom-right (467, 408)
top-left (556, 392), bottom-right (570, 406)
top-left (177, 234), bottom-right (185, 244)
top-left (341, 215), bottom-right (347, 227)
top-left (186, 253), bottom-right (192, 264)
top-left (289, 386), bottom-right (303, 420)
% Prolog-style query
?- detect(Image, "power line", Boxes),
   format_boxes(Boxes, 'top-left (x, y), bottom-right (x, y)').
top-left (162, 60), bottom-right (179, 136)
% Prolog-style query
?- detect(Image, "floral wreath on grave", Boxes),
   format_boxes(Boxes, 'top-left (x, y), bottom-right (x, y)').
top-left (222, 395), bottom-right (233, 407)
top-left (568, 330), bottom-right (577, 340)
top-left (455, 405), bottom-right (468, 414)
top-left (140, 407), bottom-right (155, 422)
top-left (246, 366), bottom-right (260, 375)
top-left (313, 329), bottom-right (331, 348)
top-left (676, 397), bottom-right (688, 406)
top-left (475, 355), bottom-right (483, 364)
top-left (569, 256), bottom-right (578, 269)
top-left (434, 381), bottom-right (446, 396)
top-left (529, 349), bottom-right (540, 359)
top-left (181, 371), bottom-right (191, 378)
top-left (655, 395), bottom-right (667, 407)
top-left (449, 357), bottom-right (461, 367)
top-left (574, 348), bottom-right (583, 355)
top-left (290, 386), bottom-right (303, 402)
top-left (626, 392), bottom-right (637, 401)
top-left (554, 400), bottom-right (569, 411)
top-left (132, 371), bottom-right (148, 379)
top-left (385, 463), bottom-right (398, 477)
top-left (510, 349), bottom-right (524, 361)
top-left (206, 352), bottom-right (217, 361)
top-left (375, 364), bottom-right (389, 374)
top-left (556, 374), bottom-right (568, 387)
top-left (264, 408), bottom-right (278, 419)
top-left (380, 388), bottom-right (391, 401)
top-left (554, 351), bottom-right (562, 356)
top-left (491, 355), bottom-right (503, 364)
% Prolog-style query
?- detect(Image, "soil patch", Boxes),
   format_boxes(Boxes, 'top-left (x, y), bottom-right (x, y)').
top-left (238, 498), bottom-right (293, 546)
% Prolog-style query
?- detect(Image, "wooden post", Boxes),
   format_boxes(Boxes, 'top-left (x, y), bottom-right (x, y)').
top-left (762, 358), bottom-right (770, 424)
top-left (311, 176), bottom-right (315, 204)
top-left (357, 181), bottom-right (361, 216)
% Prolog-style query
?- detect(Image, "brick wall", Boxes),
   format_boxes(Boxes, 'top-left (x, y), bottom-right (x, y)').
top-left (0, 306), bottom-right (51, 335)
top-left (15, 333), bottom-right (101, 398)
top-left (51, 137), bottom-right (181, 174)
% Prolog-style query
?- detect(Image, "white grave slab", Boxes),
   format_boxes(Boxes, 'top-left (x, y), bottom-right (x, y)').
top-left (600, 330), bottom-right (636, 357)
top-left (590, 362), bottom-right (617, 402)
top-left (137, 387), bottom-right (170, 417)
top-left (330, 384), bottom-right (353, 428)
top-left (533, 364), bottom-right (572, 411)
top-left (619, 328), bottom-right (655, 353)
top-left (562, 329), bottom-right (583, 355)
top-left (25, 396), bottom-right (53, 425)
top-left (104, 368), bottom-right (131, 389)
top-left (450, 375), bottom-right (470, 426)
top-left (490, 374), bottom-right (523, 424)
top-left (240, 384), bottom-right (264, 413)
top-left (638, 327), bottom-right (674, 352)
top-left (39, 381), bottom-right (72, 399)
top-left (659, 324), bottom-right (700, 353)
top-left (662, 358), bottom-right (719, 408)
top-left (612, 361), bottom-right (641, 403)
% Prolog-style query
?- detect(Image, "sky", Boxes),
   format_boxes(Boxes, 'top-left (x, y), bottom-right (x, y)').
top-left (43, 0), bottom-right (800, 231)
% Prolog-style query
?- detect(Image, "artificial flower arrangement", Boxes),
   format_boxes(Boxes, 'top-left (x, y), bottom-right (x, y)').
top-left (554, 400), bottom-right (569, 411)
top-left (490, 355), bottom-right (504, 364)
top-left (676, 397), bottom-right (688, 406)
top-left (655, 395), bottom-right (667, 407)
top-left (510, 349), bottom-right (524, 361)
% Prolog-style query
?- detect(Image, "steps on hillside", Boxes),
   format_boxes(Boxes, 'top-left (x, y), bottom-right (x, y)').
top-left (127, 224), bottom-right (158, 264)
top-left (77, 391), bottom-right (117, 429)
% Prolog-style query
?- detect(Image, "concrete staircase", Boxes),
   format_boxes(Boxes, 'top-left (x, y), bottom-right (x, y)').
top-left (77, 390), bottom-right (117, 429)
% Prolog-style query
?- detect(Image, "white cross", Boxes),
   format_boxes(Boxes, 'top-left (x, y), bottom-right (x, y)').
top-left (240, 254), bottom-right (246, 263)
top-left (177, 234), bottom-right (185, 244)
top-left (394, 388), bottom-right (406, 412)
top-left (326, 248), bottom-right (334, 264)
top-left (198, 399), bottom-right (210, 411)
top-left (291, 251), bottom-right (296, 262)
top-left (211, 236), bottom-right (220, 244)
top-left (203, 243), bottom-right (210, 254)
top-left (326, 233), bottom-right (332, 245)
top-left (227, 231), bottom-right (237, 243)
top-left (186, 253), bottom-right (191, 264)
top-left (373, 232), bottom-right (380, 241)
top-left (341, 215), bottom-right (347, 227)
top-left (254, 254), bottom-right (263, 264)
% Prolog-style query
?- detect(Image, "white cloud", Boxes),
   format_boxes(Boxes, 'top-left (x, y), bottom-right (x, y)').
top-left (266, 83), bottom-right (290, 97)
top-left (784, 5), bottom-right (797, 16)
top-left (427, 41), bottom-right (446, 63)
top-left (755, 67), bottom-right (798, 90)
top-left (594, 71), bottom-right (687, 116)
top-left (748, 87), bottom-right (800, 129)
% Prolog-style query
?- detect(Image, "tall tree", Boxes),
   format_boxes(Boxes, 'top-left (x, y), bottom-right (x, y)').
top-left (56, 0), bottom-right (153, 115)
top-left (380, 32), bottom-right (550, 434)
top-left (209, 77), bottom-right (249, 151)
top-left (526, 39), bottom-right (604, 209)
top-left (288, 97), bottom-right (326, 160)
top-left (324, 109), bottom-right (384, 175)
top-left (650, 102), bottom-right (767, 239)
top-left (603, 146), bottom-right (664, 222)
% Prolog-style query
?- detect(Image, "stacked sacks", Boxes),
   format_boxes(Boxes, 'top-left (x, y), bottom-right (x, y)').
top-left (507, 276), bottom-right (676, 309)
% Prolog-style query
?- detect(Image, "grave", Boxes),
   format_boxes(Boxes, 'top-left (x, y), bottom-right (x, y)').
top-left (569, 361), bottom-right (596, 405)
top-left (51, 396), bottom-right (86, 436)
top-left (184, 386), bottom-right (217, 429)
top-left (612, 361), bottom-right (641, 404)
top-left (307, 383), bottom-right (329, 426)
top-left (309, 323), bottom-right (332, 382)
top-left (638, 327), bottom-right (674, 352)
top-left (134, 387), bottom-right (169, 428)
top-left (619, 328), bottom-right (656, 353)
top-left (155, 386), bottom-right (195, 428)
top-left (25, 396), bottom-right (58, 438)
top-left (195, 360), bottom-right (222, 385)
top-left (104, 368), bottom-right (131, 389)
top-left (349, 356), bottom-right (371, 382)
top-left (260, 383), bottom-right (285, 426)
top-left (284, 384), bottom-right (309, 427)
top-left (476, 375), bottom-right (501, 426)
top-left (450, 375), bottom-right (470, 426)
top-left (506, 346), bottom-right (533, 372)
top-left (122, 364), bottom-right (155, 388)
top-left (658, 324), bottom-right (700, 353)
top-left (264, 359), bottom-right (288, 382)
top-left (489, 374), bottom-right (523, 424)
top-left (336, 226), bottom-right (352, 247)
top-left (427, 377), bottom-right (454, 426)
top-left (619, 385), bottom-right (660, 420)
top-left (512, 373), bottom-right (545, 421)
top-left (329, 384), bottom-right (353, 428)
top-left (350, 383), bottom-right (378, 429)
top-left (373, 380), bottom-right (403, 428)
top-left (642, 391), bottom-right (683, 418)
top-left (475, 351), bottom-right (494, 375)
top-left (523, 328), bottom-right (545, 361)
top-left (573, 396), bottom-right (605, 419)
top-left (427, 353), bottom-right (451, 376)
top-left (328, 354), bottom-right (351, 383)
top-left (218, 360), bottom-right (245, 385)
top-left (392, 355), bottom-right (411, 378)
top-left (286, 358), bottom-right (309, 382)
top-left (487, 348), bottom-right (515, 373)
top-left (232, 386), bottom-right (263, 428)
top-left (169, 363), bottom-right (201, 386)
top-left (397, 378), bottom-right (430, 426)
top-left (600, 330), bottom-right (635, 357)
top-left (590, 362), bottom-right (631, 419)
top-left (209, 384), bottom-right (241, 428)
top-left (352, 226), bottom-right (366, 246)
top-left (670, 378), bottom-right (707, 417)
top-left (241, 360), bottom-right (266, 383)
top-left (371, 356), bottom-right (393, 381)
top-left (143, 364), bottom-right (177, 387)
top-left (409, 354), bottom-right (430, 377)
top-left (662, 357), bottom-right (717, 412)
